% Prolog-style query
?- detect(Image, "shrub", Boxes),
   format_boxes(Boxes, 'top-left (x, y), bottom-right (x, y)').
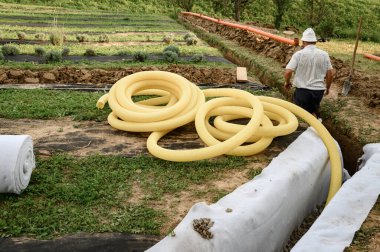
top-left (183, 32), bottom-right (196, 41)
top-left (34, 47), bottom-right (46, 57)
top-left (84, 49), bottom-right (96, 56)
top-left (163, 34), bottom-right (173, 44)
top-left (163, 51), bottom-right (178, 63)
top-left (17, 32), bottom-right (26, 40)
top-left (61, 47), bottom-right (70, 57)
top-left (98, 34), bottom-right (109, 43)
top-left (45, 50), bottom-right (63, 63)
top-left (50, 32), bottom-right (64, 46)
top-left (190, 54), bottom-right (205, 63)
top-left (163, 45), bottom-right (180, 56)
top-left (315, 19), bottom-right (335, 39)
top-left (76, 34), bottom-right (89, 43)
top-left (35, 33), bottom-right (45, 41)
top-left (2, 44), bottom-right (20, 56)
top-left (0, 51), bottom-right (4, 61)
top-left (117, 51), bottom-right (128, 56)
top-left (133, 51), bottom-right (148, 62)
top-left (186, 37), bottom-right (199, 46)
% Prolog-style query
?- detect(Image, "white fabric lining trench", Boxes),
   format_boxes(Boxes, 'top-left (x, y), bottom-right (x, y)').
top-left (292, 143), bottom-right (380, 252)
top-left (0, 135), bottom-right (36, 194)
top-left (147, 127), bottom-right (340, 252)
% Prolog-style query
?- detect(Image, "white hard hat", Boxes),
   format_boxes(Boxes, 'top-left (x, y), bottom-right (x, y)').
top-left (301, 28), bottom-right (317, 42)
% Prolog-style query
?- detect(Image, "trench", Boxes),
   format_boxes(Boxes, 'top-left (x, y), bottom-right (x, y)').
top-left (179, 16), bottom-right (366, 175)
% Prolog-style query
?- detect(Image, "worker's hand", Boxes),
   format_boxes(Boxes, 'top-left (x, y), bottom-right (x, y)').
top-left (324, 89), bottom-right (330, 96)
top-left (284, 82), bottom-right (292, 91)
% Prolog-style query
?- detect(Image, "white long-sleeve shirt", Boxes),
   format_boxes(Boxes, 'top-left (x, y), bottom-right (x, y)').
top-left (286, 45), bottom-right (333, 90)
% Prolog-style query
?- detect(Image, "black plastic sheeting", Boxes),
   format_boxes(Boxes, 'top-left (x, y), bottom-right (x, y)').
top-left (0, 233), bottom-right (161, 252)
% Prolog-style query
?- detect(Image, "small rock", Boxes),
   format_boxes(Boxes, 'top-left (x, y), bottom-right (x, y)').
top-left (283, 30), bottom-right (295, 35)
top-left (0, 73), bottom-right (7, 83)
top-left (24, 70), bottom-right (37, 78)
top-left (24, 77), bottom-right (39, 84)
top-left (225, 208), bottom-right (233, 213)
top-left (38, 149), bottom-right (52, 156)
top-left (42, 72), bottom-right (56, 82)
top-left (8, 70), bottom-right (23, 78)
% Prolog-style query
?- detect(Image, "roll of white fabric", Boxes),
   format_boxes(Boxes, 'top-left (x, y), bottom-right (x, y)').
top-left (0, 135), bottom-right (36, 194)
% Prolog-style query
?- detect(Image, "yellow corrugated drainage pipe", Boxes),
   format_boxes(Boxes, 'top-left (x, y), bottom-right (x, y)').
top-left (97, 71), bottom-right (342, 204)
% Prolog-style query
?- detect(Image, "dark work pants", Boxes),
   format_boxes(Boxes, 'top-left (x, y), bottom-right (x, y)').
top-left (293, 88), bottom-right (324, 115)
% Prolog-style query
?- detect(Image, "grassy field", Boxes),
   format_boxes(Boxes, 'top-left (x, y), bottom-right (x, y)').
top-left (0, 154), bottom-right (250, 238)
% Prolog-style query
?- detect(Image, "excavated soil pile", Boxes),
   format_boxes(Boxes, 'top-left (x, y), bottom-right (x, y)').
top-left (182, 15), bottom-right (297, 65)
top-left (0, 66), bottom-right (236, 86)
top-left (182, 15), bottom-right (380, 108)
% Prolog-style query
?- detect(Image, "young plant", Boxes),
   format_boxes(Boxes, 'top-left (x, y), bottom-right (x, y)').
top-left (146, 34), bottom-right (152, 42)
top-left (50, 18), bottom-right (64, 46)
top-left (163, 51), bottom-right (178, 63)
top-left (2, 44), bottom-right (20, 56)
top-left (98, 34), bottom-right (109, 43)
top-left (61, 47), bottom-right (70, 57)
top-left (163, 45), bottom-right (180, 56)
top-left (190, 54), bottom-right (205, 63)
top-left (17, 32), bottom-right (27, 40)
top-left (34, 47), bottom-right (46, 57)
top-left (45, 50), bottom-right (63, 63)
top-left (163, 34), bottom-right (174, 44)
top-left (35, 33), bottom-right (46, 41)
top-left (84, 49), bottom-right (96, 56)
top-left (76, 34), bottom-right (90, 43)
top-left (50, 33), bottom-right (64, 46)
top-left (186, 36), bottom-right (199, 46)
top-left (133, 51), bottom-right (148, 62)
top-left (183, 32), bottom-right (196, 40)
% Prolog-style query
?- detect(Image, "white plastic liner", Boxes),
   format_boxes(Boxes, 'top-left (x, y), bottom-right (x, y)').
top-left (147, 128), bottom-right (336, 252)
top-left (292, 143), bottom-right (380, 252)
top-left (0, 135), bottom-right (36, 194)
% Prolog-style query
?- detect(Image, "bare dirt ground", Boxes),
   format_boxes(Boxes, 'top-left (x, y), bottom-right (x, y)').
top-left (0, 65), bottom-right (237, 85)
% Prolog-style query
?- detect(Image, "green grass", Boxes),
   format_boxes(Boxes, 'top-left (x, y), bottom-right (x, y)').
top-left (0, 154), bottom-right (248, 238)
top-left (0, 89), bottom-right (110, 121)
top-left (318, 39), bottom-right (380, 74)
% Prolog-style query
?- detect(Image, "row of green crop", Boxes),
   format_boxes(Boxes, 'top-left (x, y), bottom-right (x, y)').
top-left (0, 23), bottom-right (184, 33)
top-left (0, 17), bottom-right (177, 26)
top-left (0, 31), bottom-right (187, 43)
top-left (0, 40), bottom-right (219, 56)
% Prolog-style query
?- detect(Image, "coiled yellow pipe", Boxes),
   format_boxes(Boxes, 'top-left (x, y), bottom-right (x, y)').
top-left (97, 71), bottom-right (342, 204)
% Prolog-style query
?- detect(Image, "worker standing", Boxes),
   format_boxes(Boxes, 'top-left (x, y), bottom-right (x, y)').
top-left (284, 28), bottom-right (334, 117)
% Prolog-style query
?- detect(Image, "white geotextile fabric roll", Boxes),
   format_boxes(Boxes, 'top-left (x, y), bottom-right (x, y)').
top-left (0, 135), bottom-right (36, 194)
top-left (147, 128), bottom-right (340, 252)
top-left (291, 143), bottom-right (380, 252)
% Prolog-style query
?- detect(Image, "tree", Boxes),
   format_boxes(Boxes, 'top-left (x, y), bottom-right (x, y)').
top-left (272, 0), bottom-right (293, 29)
top-left (302, 0), bottom-right (331, 27)
top-left (170, 0), bottom-right (195, 12)
top-left (233, 0), bottom-right (251, 21)
top-left (211, 0), bottom-right (252, 21)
